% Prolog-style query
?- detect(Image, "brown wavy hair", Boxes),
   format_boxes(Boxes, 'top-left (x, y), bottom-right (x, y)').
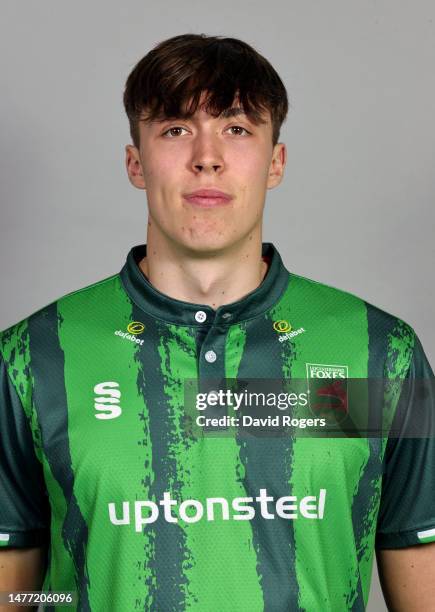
top-left (123, 33), bottom-right (289, 148)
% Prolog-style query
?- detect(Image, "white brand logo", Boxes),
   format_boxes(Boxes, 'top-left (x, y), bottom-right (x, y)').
top-left (108, 488), bottom-right (326, 530)
top-left (94, 381), bottom-right (122, 420)
top-left (306, 364), bottom-right (348, 379)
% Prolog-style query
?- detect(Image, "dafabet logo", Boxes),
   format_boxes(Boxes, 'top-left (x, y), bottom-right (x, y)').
top-left (273, 320), bottom-right (306, 342)
top-left (127, 321), bottom-right (145, 334)
top-left (114, 321), bottom-right (145, 346)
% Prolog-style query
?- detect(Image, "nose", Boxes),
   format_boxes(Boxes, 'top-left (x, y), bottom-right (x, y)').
top-left (190, 132), bottom-right (224, 174)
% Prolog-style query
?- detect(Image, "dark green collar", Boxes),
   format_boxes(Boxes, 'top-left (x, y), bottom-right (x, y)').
top-left (119, 242), bottom-right (290, 326)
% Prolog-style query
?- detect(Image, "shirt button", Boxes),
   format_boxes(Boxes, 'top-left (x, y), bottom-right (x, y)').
top-left (205, 350), bottom-right (217, 363)
top-left (222, 312), bottom-right (232, 320)
top-left (195, 310), bottom-right (207, 323)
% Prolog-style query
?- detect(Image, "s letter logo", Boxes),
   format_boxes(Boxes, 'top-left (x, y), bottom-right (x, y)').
top-left (94, 381), bottom-right (122, 420)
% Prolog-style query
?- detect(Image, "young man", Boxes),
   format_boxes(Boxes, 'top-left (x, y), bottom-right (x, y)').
top-left (1, 33), bottom-right (434, 611)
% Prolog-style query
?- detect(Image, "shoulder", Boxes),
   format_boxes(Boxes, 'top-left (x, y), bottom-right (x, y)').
top-left (0, 272), bottom-right (121, 365)
top-left (284, 269), bottom-right (417, 357)
top-left (289, 269), bottom-right (413, 322)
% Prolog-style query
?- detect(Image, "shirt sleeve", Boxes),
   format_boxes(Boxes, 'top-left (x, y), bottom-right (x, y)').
top-left (375, 332), bottom-right (435, 549)
top-left (0, 351), bottom-right (50, 548)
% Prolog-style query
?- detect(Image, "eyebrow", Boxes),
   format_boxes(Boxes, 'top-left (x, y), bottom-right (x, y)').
top-left (219, 107), bottom-right (247, 119)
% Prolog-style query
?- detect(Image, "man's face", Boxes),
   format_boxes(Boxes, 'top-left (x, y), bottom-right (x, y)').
top-left (125, 92), bottom-right (286, 254)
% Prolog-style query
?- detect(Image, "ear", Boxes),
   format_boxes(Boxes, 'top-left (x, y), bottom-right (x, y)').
top-left (125, 144), bottom-right (146, 190)
top-left (267, 143), bottom-right (287, 189)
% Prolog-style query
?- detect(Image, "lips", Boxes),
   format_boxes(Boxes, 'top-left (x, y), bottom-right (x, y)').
top-left (183, 189), bottom-right (233, 207)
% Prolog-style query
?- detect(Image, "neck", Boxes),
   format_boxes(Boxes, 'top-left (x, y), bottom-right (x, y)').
top-left (139, 229), bottom-right (269, 310)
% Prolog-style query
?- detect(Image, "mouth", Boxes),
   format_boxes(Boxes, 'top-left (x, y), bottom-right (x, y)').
top-left (183, 195), bottom-right (233, 207)
top-left (183, 189), bottom-right (233, 208)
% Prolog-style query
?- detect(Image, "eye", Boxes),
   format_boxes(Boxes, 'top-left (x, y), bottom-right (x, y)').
top-left (161, 125), bottom-right (251, 138)
top-left (227, 125), bottom-right (251, 136)
top-left (162, 126), bottom-right (188, 138)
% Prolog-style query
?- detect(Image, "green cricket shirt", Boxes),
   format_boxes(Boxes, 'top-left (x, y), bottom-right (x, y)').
top-left (1, 242), bottom-right (434, 611)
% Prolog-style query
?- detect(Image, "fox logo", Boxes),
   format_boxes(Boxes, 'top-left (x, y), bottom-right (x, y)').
top-left (94, 381), bottom-right (122, 420)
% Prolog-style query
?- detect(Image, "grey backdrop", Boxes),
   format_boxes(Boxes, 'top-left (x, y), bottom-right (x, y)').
top-left (1, 1), bottom-right (434, 610)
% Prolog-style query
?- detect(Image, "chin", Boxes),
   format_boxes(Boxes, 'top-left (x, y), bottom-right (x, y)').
top-left (178, 234), bottom-right (233, 255)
